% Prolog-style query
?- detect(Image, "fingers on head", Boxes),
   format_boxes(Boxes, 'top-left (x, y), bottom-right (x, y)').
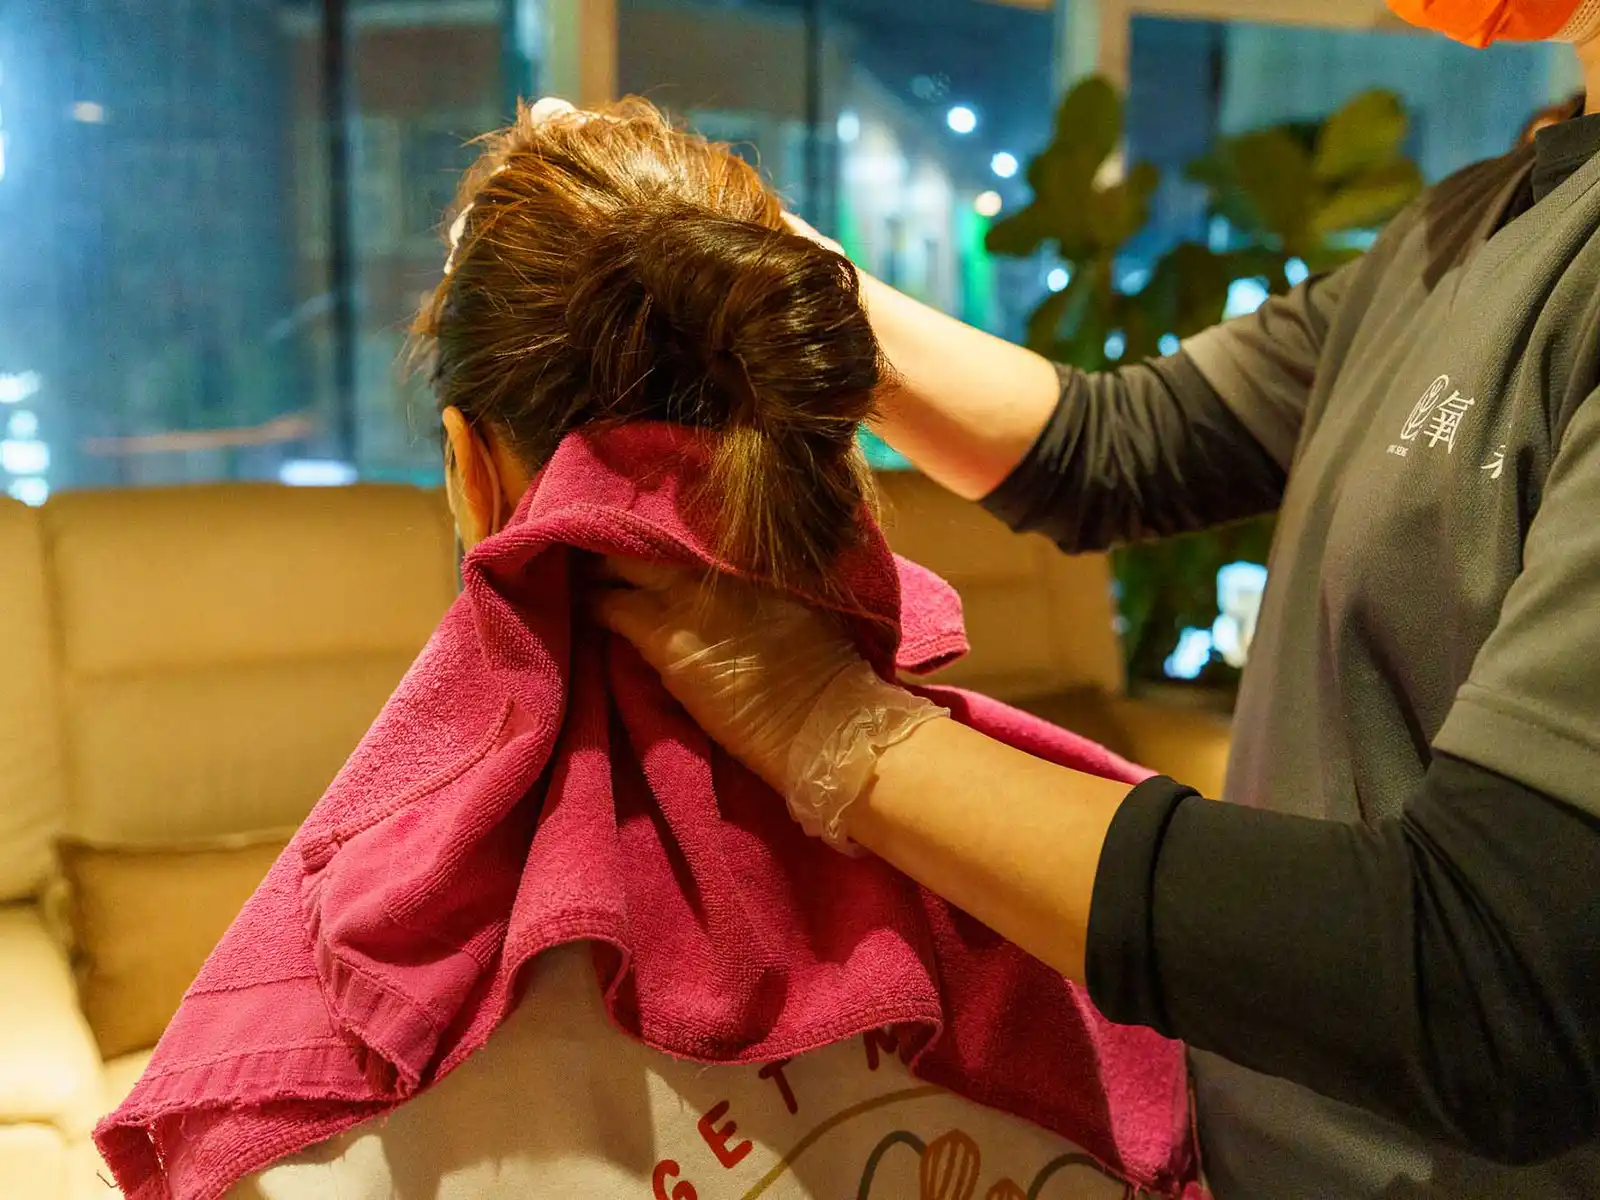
top-left (593, 555), bottom-right (697, 594)
top-left (525, 97), bottom-right (578, 125)
top-left (592, 585), bottom-right (666, 646)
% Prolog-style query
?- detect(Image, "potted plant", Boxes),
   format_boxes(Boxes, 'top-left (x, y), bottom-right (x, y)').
top-left (987, 79), bottom-right (1422, 691)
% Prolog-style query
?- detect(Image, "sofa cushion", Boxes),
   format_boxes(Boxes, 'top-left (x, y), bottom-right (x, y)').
top-left (0, 1122), bottom-right (68, 1200)
top-left (101, 1051), bottom-right (155, 1115)
top-left (44, 484), bottom-right (455, 844)
top-left (58, 832), bottom-right (293, 1060)
top-left (0, 905), bottom-right (103, 1138)
top-left (0, 499), bottom-right (66, 902)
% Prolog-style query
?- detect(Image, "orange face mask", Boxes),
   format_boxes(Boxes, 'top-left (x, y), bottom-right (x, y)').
top-left (1385, 0), bottom-right (1600, 46)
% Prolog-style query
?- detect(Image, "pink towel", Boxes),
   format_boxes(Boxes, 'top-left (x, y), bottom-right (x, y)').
top-left (96, 423), bottom-right (1199, 1199)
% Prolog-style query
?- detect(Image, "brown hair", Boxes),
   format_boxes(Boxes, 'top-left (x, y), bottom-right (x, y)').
top-left (412, 97), bottom-right (881, 595)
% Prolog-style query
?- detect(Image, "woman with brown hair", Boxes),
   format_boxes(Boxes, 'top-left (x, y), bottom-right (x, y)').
top-left (97, 98), bottom-right (1194, 1200)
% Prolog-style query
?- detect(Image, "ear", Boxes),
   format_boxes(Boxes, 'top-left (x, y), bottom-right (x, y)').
top-left (442, 406), bottom-right (503, 551)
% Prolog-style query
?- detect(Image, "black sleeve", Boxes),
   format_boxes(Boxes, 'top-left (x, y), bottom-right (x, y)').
top-left (980, 353), bottom-right (1287, 554)
top-left (1087, 757), bottom-right (1600, 1166)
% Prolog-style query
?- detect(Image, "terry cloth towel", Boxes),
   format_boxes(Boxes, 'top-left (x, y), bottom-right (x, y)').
top-left (96, 423), bottom-right (1198, 1200)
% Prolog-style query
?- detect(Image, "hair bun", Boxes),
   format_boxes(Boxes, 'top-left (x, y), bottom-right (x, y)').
top-left (568, 204), bottom-right (878, 439)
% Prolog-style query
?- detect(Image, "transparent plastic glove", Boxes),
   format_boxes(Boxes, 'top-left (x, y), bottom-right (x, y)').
top-left (593, 558), bottom-right (949, 850)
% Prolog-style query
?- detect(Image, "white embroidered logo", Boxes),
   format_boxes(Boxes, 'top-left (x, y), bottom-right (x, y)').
top-left (1482, 444), bottom-right (1507, 480)
top-left (1388, 374), bottom-right (1476, 459)
top-left (1400, 375), bottom-right (1451, 442)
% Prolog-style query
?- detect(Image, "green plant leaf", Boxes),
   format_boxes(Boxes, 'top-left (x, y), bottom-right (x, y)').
top-left (1311, 159), bottom-right (1424, 238)
top-left (1024, 283), bottom-right (1077, 353)
top-left (1225, 128), bottom-right (1315, 248)
top-left (985, 202), bottom-right (1052, 257)
top-left (1050, 77), bottom-right (1123, 186)
top-left (1084, 161), bottom-right (1159, 248)
top-left (1163, 242), bottom-right (1240, 334)
top-left (1313, 89), bottom-right (1409, 183)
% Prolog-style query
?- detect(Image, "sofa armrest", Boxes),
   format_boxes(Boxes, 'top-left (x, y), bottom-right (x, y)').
top-left (1103, 696), bottom-right (1232, 799)
top-left (0, 904), bottom-right (104, 1139)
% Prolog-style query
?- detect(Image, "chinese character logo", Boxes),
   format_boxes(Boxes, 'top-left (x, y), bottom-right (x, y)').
top-left (1400, 374), bottom-right (1475, 454)
top-left (1401, 375), bottom-right (1451, 442)
top-left (1482, 444), bottom-right (1507, 480)
top-left (1424, 394), bottom-right (1475, 453)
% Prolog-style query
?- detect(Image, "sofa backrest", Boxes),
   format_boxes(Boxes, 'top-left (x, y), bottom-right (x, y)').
top-left (876, 471), bottom-right (1125, 700)
top-left (0, 472), bottom-right (1124, 899)
top-left (41, 484), bottom-right (456, 846)
top-left (0, 498), bottom-right (67, 903)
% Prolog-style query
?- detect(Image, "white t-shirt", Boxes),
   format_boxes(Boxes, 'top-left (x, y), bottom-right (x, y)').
top-left (236, 943), bottom-right (1145, 1199)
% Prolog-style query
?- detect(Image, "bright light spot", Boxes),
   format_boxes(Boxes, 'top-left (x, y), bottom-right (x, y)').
top-left (1213, 561), bottom-right (1269, 668)
top-left (71, 101), bottom-right (106, 124)
top-left (1218, 560), bottom-right (1269, 601)
top-left (1164, 628), bottom-right (1215, 681)
top-left (990, 151), bottom-right (1019, 179)
top-left (946, 105), bottom-right (978, 135)
top-left (1158, 333), bottom-right (1181, 356)
top-left (1046, 267), bottom-right (1070, 293)
top-left (973, 190), bottom-right (1003, 218)
top-left (6, 411), bottom-right (37, 438)
top-left (1104, 331), bottom-right (1127, 361)
top-left (8, 477), bottom-right (48, 507)
top-left (279, 459), bottom-right (358, 487)
top-left (1224, 277), bottom-right (1270, 319)
top-left (1, 439), bottom-right (49, 474)
top-left (1208, 216), bottom-right (1231, 252)
top-left (836, 110), bottom-right (861, 144)
top-left (0, 372), bottom-right (42, 405)
top-left (1211, 615), bottom-right (1246, 670)
top-left (1285, 257), bottom-right (1310, 287)
top-left (1117, 266), bottom-right (1150, 294)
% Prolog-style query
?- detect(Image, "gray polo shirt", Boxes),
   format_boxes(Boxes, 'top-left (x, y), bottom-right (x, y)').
top-left (1179, 128), bottom-right (1600, 1196)
top-left (988, 121), bottom-right (1600, 1195)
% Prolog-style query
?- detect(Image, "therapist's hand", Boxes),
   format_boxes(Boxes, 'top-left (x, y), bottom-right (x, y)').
top-left (592, 558), bottom-right (873, 791)
top-left (595, 557), bottom-right (1126, 982)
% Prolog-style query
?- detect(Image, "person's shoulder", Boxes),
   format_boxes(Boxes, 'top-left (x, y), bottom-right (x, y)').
top-left (1423, 147), bottom-right (1533, 214)
top-left (1362, 148), bottom-right (1531, 270)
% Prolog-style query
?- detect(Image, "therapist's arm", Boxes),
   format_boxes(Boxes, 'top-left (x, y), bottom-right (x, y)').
top-left (855, 274), bottom-right (1066, 501)
top-left (857, 390), bottom-right (1600, 1166)
top-left (826, 716), bottom-right (1600, 1171)
top-left (849, 253), bottom-right (1358, 551)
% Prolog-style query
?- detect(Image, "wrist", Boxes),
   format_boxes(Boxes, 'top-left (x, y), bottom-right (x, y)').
top-left (783, 665), bottom-right (949, 853)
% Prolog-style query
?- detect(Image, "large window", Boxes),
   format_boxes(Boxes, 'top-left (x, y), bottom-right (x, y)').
top-left (0, 0), bottom-right (536, 502)
top-left (286, 2), bottom-right (514, 485)
top-left (4, 2), bottom-right (1581, 504)
top-left (1, 3), bottom-right (316, 501)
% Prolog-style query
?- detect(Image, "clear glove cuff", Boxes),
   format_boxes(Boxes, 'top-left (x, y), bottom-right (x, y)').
top-left (783, 663), bottom-right (949, 854)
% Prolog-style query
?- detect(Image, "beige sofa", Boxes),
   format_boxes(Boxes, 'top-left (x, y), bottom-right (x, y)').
top-left (0, 472), bottom-right (1229, 1198)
